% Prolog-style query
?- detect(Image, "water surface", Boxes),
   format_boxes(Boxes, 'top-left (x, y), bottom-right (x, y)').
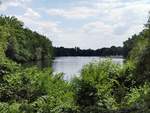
top-left (52, 57), bottom-right (123, 80)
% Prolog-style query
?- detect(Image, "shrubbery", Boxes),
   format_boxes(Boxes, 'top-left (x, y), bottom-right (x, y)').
top-left (72, 60), bottom-right (136, 112)
top-left (0, 67), bottom-right (76, 113)
top-left (0, 16), bottom-right (76, 113)
top-left (71, 14), bottom-right (150, 113)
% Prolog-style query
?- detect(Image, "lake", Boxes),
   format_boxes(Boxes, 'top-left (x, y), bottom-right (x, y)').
top-left (52, 57), bottom-right (123, 80)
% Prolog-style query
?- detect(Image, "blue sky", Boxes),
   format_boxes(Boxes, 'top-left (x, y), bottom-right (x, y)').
top-left (0, 0), bottom-right (150, 49)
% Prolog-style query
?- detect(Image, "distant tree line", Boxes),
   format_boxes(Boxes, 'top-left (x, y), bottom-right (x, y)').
top-left (54, 46), bottom-right (123, 57)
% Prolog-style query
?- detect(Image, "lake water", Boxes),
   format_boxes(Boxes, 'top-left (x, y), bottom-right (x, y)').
top-left (52, 57), bottom-right (123, 80)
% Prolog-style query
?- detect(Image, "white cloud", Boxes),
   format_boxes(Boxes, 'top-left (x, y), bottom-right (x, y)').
top-left (0, 0), bottom-right (32, 11)
top-left (36, 0), bottom-right (150, 48)
top-left (47, 6), bottom-right (98, 19)
top-left (24, 8), bottom-right (40, 19)
top-left (18, 15), bottom-right (61, 33)
top-left (82, 21), bottom-right (113, 34)
top-left (16, 11), bottom-right (62, 43)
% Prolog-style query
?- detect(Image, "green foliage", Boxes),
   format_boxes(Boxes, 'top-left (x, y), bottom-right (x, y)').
top-left (72, 60), bottom-right (123, 112)
top-left (135, 46), bottom-right (150, 85)
top-left (122, 83), bottom-right (150, 113)
top-left (0, 102), bottom-right (20, 113)
top-left (0, 15), bottom-right (76, 113)
top-left (0, 67), bottom-right (76, 112)
top-left (0, 15), bottom-right (53, 63)
top-left (128, 37), bottom-right (149, 62)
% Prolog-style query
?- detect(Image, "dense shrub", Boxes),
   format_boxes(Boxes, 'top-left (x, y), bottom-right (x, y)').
top-left (135, 46), bottom-right (150, 85)
top-left (0, 68), bottom-right (76, 112)
top-left (72, 60), bottom-right (124, 112)
top-left (72, 57), bottom-right (150, 113)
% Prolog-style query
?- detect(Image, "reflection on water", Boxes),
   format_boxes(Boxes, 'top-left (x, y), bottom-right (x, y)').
top-left (52, 57), bottom-right (123, 80)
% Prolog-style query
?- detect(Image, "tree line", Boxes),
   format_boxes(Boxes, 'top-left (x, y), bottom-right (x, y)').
top-left (54, 46), bottom-right (123, 57)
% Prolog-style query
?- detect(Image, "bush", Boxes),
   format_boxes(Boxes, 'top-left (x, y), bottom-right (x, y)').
top-left (135, 46), bottom-right (150, 84)
top-left (0, 67), bottom-right (76, 112)
top-left (72, 60), bottom-right (123, 112)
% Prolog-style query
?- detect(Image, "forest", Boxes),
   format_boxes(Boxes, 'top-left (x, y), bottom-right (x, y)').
top-left (54, 46), bottom-right (123, 57)
top-left (0, 14), bottom-right (150, 113)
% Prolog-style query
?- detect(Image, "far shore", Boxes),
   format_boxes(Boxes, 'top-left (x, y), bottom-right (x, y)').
top-left (54, 55), bottom-right (123, 58)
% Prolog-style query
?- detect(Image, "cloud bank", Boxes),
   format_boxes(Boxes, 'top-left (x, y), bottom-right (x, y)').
top-left (0, 0), bottom-right (150, 49)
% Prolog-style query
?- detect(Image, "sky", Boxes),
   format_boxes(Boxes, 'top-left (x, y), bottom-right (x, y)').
top-left (0, 0), bottom-right (150, 49)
